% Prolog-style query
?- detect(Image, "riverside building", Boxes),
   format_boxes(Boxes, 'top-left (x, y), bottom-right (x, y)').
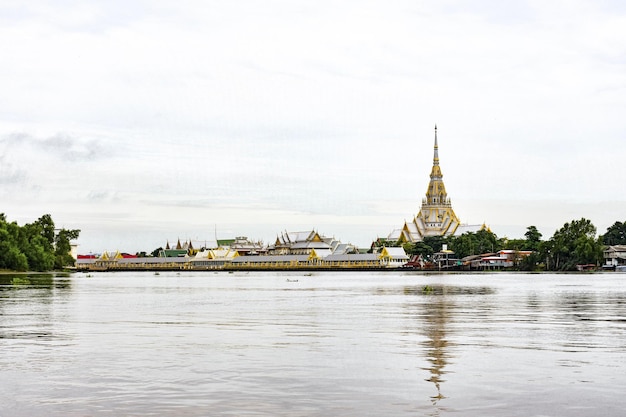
top-left (76, 230), bottom-right (408, 271)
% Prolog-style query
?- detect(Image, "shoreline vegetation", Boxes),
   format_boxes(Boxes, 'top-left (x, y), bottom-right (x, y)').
top-left (0, 270), bottom-right (72, 275)
top-left (73, 218), bottom-right (625, 273)
top-left (0, 213), bottom-right (79, 273)
top-left (0, 269), bottom-right (604, 275)
top-left (2, 213), bottom-right (626, 273)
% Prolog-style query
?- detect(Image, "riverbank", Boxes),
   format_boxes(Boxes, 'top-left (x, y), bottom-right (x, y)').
top-left (0, 270), bottom-right (73, 275)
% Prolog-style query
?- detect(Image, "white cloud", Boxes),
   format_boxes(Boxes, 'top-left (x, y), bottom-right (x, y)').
top-left (1, 0), bottom-right (625, 252)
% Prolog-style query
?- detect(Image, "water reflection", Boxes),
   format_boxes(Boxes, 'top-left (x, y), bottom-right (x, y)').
top-left (420, 287), bottom-right (457, 404)
top-left (0, 273), bottom-right (71, 289)
top-left (403, 285), bottom-right (496, 411)
top-left (420, 292), bottom-right (451, 404)
top-left (0, 274), bottom-right (72, 344)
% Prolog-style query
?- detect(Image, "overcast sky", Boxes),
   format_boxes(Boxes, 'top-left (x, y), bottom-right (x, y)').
top-left (2, 0), bottom-right (625, 253)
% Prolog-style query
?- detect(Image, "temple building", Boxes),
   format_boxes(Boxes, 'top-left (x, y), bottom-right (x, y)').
top-left (389, 126), bottom-right (462, 243)
top-left (267, 230), bottom-right (358, 256)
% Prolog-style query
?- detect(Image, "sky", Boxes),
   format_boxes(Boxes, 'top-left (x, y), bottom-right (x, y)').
top-left (1, 0), bottom-right (626, 253)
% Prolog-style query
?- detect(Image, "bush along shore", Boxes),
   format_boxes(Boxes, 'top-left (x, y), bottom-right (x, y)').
top-left (0, 213), bottom-right (79, 272)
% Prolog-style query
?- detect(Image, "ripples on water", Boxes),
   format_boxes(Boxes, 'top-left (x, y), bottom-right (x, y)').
top-left (1, 272), bottom-right (625, 416)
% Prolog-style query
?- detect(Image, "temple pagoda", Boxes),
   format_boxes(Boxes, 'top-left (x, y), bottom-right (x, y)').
top-left (391, 125), bottom-right (461, 243)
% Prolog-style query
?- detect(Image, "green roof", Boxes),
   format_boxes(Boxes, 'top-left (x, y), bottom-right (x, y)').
top-left (159, 249), bottom-right (188, 258)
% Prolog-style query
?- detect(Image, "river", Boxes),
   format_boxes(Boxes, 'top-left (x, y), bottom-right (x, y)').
top-left (1, 271), bottom-right (625, 416)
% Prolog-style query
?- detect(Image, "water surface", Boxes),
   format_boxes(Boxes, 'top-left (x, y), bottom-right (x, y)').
top-left (1, 272), bottom-right (625, 416)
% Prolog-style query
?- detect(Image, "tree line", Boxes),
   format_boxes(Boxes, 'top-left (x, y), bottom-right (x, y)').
top-left (0, 213), bottom-right (80, 272)
top-left (3, 212), bottom-right (625, 272)
top-left (401, 218), bottom-right (626, 271)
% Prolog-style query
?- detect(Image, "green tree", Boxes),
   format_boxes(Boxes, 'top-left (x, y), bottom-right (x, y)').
top-left (448, 232), bottom-right (474, 258)
top-left (543, 218), bottom-right (603, 271)
top-left (23, 235), bottom-right (56, 271)
top-left (0, 219), bottom-right (28, 271)
top-left (403, 241), bottom-right (438, 258)
top-left (18, 218), bottom-right (56, 271)
top-left (423, 236), bottom-right (448, 254)
top-left (518, 251), bottom-right (543, 271)
top-left (449, 228), bottom-right (501, 258)
top-left (600, 221), bottom-right (626, 245)
top-left (34, 214), bottom-right (56, 249)
top-left (524, 225), bottom-right (542, 251)
top-left (151, 247), bottom-right (164, 257)
top-left (54, 228), bottom-right (81, 269)
top-left (501, 238), bottom-right (525, 251)
top-left (0, 213), bottom-right (79, 271)
top-left (3, 245), bottom-right (29, 271)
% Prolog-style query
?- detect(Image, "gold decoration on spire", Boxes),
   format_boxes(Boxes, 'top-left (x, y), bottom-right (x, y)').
top-left (405, 126), bottom-right (461, 241)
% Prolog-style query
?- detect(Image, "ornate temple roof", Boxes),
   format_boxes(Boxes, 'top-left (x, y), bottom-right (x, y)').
top-left (390, 126), bottom-right (461, 243)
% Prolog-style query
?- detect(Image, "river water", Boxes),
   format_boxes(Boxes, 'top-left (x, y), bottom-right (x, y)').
top-left (1, 271), bottom-right (625, 416)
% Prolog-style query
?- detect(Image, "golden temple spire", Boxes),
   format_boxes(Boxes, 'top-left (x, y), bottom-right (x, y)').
top-left (433, 124), bottom-right (439, 165)
top-left (429, 125), bottom-right (443, 181)
top-left (392, 125), bottom-right (461, 242)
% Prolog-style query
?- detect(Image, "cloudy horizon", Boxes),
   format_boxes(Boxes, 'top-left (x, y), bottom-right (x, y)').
top-left (2, 0), bottom-right (625, 253)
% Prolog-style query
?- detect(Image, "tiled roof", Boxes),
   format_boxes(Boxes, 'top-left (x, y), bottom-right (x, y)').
top-left (324, 253), bottom-right (379, 262)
